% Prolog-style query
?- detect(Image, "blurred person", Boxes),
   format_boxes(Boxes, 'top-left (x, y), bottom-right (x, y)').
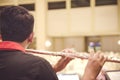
top-left (0, 6), bottom-right (107, 80)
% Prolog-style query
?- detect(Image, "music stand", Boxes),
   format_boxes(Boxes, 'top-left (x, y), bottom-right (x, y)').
top-left (105, 70), bottom-right (120, 80)
top-left (57, 73), bottom-right (80, 80)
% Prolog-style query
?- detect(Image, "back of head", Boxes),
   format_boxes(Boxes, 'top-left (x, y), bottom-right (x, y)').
top-left (0, 6), bottom-right (34, 42)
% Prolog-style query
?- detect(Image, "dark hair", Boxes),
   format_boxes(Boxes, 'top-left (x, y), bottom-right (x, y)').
top-left (0, 6), bottom-right (34, 42)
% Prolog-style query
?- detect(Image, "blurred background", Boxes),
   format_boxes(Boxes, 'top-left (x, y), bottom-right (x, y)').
top-left (0, 0), bottom-right (120, 79)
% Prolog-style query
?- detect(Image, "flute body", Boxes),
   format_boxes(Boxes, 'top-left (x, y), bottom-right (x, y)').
top-left (26, 49), bottom-right (120, 63)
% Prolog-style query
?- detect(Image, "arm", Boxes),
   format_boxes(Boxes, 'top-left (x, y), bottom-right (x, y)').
top-left (81, 52), bottom-right (107, 80)
top-left (53, 56), bottom-right (73, 72)
top-left (53, 48), bottom-right (74, 72)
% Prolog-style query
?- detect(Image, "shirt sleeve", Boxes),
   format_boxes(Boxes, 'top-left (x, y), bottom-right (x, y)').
top-left (35, 57), bottom-right (59, 80)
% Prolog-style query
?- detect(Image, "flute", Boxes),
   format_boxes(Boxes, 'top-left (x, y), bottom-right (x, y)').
top-left (26, 49), bottom-right (120, 63)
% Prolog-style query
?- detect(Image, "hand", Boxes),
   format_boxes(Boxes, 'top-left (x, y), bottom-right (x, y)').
top-left (53, 48), bottom-right (74, 72)
top-left (96, 69), bottom-right (106, 80)
top-left (82, 51), bottom-right (107, 80)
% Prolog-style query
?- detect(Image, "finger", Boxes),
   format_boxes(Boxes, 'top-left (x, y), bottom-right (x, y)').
top-left (68, 48), bottom-right (76, 53)
top-left (60, 57), bottom-right (73, 65)
top-left (61, 48), bottom-right (69, 53)
top-left (89, 49), bottom-right (95, 57)
top-left (101, 55), bottom-right (107, 64)
top-left (97, 53), bottom-right (107, 65)
top-left (99, 54), bottom-right (104, 62)
top-left (95, 51), bottom-right (101, 58)
top-left (93, 52), bottom-right (99, 59)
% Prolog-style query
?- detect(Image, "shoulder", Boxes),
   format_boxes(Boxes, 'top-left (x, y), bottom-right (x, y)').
top-left (20, 52), bottom-right (58, 79)
top-left (18, 51), bottom-right (50, 64)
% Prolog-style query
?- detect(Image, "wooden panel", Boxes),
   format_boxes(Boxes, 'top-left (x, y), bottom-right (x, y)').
top-left (70, 8), bottom-right (92, 34)
top-left (47, 10), bottom-right (68, 36)
top-left (94, 5), bottom-right (118, 33)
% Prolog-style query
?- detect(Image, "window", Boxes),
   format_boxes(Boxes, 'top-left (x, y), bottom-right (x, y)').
top-left (71, 0), bottom-right (90, 8)
top-left (96, 0), bottom-right (117, 6)
top-left (48, 1), bottom-right (66, 10)
top-left (19, 3), bottom-right (35, 11)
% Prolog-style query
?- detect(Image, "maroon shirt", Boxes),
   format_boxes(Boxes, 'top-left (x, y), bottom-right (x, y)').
top-left (0, 41), bottom-right (58, 80)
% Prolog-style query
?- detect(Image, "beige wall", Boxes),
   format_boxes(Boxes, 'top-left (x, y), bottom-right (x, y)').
top-left (94, 5), bottom-right (118, 33)
top-left (0, 0), bottom-right (120, 51)
top-left (101, 36), bottom-right (120, 52)
top-left (47, 5), bottom-right (118, 36)
top-left (46, 4), bottom-right (119, 52)
top-left (53, 37), bottom-right (85, 52)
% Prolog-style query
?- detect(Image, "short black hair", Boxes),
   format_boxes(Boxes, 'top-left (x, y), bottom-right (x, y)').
top-left (0, 6), bottom-right (34, 42)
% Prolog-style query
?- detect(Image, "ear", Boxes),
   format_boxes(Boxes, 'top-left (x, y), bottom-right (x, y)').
top-left (0, 34), bottom-right (2, 42)
top-left (28, 32), bottom-right (34, 43)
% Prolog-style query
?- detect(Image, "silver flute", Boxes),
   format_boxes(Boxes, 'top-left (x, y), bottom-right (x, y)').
top-left (26, 49), bottom-right (120, 63)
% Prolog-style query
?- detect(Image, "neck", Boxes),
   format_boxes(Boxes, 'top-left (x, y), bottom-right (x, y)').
top-left (19, 40), bottom-right (30, 49)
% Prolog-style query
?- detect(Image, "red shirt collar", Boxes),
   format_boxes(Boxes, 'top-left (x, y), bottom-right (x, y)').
top-left (0, 41), bottom-right (25, 52)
